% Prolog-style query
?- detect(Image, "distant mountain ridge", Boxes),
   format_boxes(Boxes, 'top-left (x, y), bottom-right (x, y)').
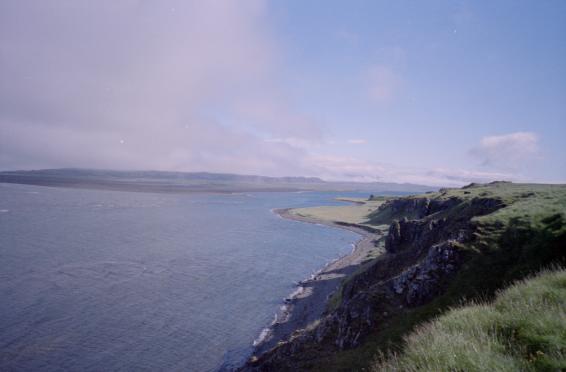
top-left (3, 168), bottom-right (325, 183)
top-left (0, 168), bottom-right (434, 194)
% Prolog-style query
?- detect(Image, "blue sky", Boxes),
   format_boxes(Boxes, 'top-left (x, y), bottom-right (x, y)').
top-left (267, 0), bottom-right (566, 182)
top-left (1, 1), bottom-right (565, 185)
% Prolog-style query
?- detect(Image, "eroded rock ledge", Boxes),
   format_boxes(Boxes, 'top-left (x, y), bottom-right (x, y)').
top-left (238, 192), bottom-right (506, 371)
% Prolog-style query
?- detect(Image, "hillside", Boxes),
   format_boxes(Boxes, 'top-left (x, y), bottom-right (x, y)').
top-left (374, 268), bottom-right (566, 371)
top-left (0, 168), bottom-right (433, 194)
top-left (242, 182), bottom-right (566, 371)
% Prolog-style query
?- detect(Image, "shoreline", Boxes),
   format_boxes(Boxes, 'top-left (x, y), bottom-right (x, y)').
top-left (249, 207), bottom-right (382, 358)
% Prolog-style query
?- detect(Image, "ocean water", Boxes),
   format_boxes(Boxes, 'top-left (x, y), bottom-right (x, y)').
top-left (0, 183), bottom-right (364, 371)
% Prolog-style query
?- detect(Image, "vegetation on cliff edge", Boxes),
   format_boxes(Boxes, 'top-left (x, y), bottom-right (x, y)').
top-left (373, 268), bottom-right (566, 371)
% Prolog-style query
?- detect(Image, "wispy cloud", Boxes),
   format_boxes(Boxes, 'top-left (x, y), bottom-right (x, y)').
top-left (367, 65), bottom-right (403, 104)
top-left (424, 168), bottom-right (515, 185)
top-left (0, 0), bottom-right (321, 176)
top-left (302, 154), bottom-right (513, 186)
top-left (263, 137), bottom-right (322, 149)
top-left (470, 132), bottom-right (540, 170)
top-left (347, 139), bottom-right (367, 145)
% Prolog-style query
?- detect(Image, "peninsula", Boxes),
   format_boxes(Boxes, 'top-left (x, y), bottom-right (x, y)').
top-left (242, 181), bottom-right (566, 371)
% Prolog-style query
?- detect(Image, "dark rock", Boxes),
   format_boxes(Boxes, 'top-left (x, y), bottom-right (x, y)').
top-left (390, 241), bottom-right (464, 307)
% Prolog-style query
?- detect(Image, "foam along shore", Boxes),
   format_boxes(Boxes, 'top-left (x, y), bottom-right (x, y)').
top-left (251, 200), bottom-right (386, 357)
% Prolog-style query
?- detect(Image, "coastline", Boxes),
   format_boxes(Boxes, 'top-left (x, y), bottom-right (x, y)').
top-left (250, 207), bottom-right (383, 358)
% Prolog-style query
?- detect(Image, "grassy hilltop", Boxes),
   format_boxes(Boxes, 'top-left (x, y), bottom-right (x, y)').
top-left (367, 182), bottom-right (566, 294)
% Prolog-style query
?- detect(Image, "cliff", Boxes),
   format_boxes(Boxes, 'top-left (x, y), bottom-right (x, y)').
top-left (240, 182), bottom-right (566, 371)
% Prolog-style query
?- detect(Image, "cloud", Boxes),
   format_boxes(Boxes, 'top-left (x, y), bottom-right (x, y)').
top-left (304, 155), bottom-right (387, 182)
top-left (367, 65), bottom-right (403, 104)
top-left (0, 3), bottom-right (549, 186)
top-left (0, 0), bottom-right (321, 176)
top-left (300, 154), bottom-right (513, 186)
top-left (263, 137), bottom-right (321, 149)
top-left (347, 139), bottom-right (367, 145)
top-left (470, 132), bottom-right (540, 170)
top-left (424, 168), bottom-right (515, 185)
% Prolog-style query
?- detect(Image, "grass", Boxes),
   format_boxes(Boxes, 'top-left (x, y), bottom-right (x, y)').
top-left (291, 199), bottom-right (386, 226)
top-left (373, 268), bottom-right (566, 371)
top-left (368, 182), bottom-right (566, 227)
top-left (335, 197), bottom-right (373, 203)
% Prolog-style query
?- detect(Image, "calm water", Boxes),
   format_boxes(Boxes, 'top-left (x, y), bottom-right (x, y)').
top-left (0, 183), bottom-right (363, 371)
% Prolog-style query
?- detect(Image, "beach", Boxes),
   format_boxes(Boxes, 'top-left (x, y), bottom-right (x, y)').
top-left (251, 204), bottom-right (385, 356)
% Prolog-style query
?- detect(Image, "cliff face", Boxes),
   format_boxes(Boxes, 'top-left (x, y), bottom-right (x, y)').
top-left (240, 183), bottom-right (566, 371)
top-left (240, 191), bottom-right (507, 371)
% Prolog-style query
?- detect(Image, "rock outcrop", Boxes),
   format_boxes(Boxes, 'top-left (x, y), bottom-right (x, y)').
top-left (239, 193), bottom-right (506, 371)
top-left (391, 240), bottom-right (464, 307)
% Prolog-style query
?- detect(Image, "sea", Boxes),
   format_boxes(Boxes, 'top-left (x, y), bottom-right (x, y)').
top-left (0, 183), bottom-right (368, 371)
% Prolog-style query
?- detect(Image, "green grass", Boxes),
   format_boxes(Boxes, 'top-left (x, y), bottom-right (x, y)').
top-left (368, 182), bottom-right (566, 227)
top-left (373, 268), bottom-right (566, 371)
top-left (368, 195), bottom-right (396, 202)
top-left (290, 199), bottom-right (385, 226)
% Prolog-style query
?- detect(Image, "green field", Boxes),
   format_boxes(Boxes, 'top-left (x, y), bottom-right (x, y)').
top-left (290, 198), bottom-right (386, 226)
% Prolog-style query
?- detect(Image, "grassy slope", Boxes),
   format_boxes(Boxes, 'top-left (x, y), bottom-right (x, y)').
top-left (317, 182), bottom-right (566, 371)
top-left (373, 268), bottom-right (566, 371)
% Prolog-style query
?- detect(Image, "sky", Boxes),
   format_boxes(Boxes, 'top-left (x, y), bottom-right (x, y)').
top-left (1, 0), bottom-right (565, 186)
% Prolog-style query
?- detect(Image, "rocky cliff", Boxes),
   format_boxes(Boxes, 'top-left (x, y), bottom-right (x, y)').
top-left (239, 182), bottom-right (566, 371)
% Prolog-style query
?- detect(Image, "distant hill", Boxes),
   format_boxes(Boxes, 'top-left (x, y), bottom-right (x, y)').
top-left (0, 168), bottom-right (434, 194)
